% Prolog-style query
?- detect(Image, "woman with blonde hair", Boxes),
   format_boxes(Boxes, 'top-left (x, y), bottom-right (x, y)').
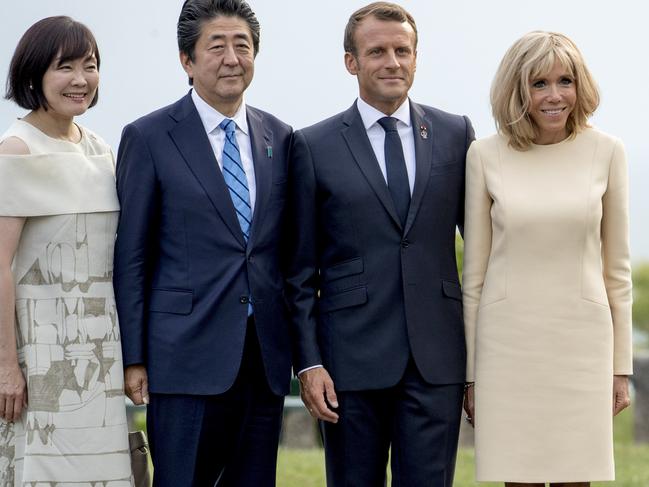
top-left (0, 16), bottom-right (132, 485)
top-left (462, 31), bottom-right (632, 486)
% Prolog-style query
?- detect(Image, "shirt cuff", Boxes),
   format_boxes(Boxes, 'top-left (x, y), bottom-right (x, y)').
top-left (297, 364), bottom-right (323, 376)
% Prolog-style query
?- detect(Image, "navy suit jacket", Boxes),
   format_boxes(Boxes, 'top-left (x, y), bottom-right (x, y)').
top-left (286, 100), bottom-right (474, 391)
top-left (114, 92), bottom-right (292, 396)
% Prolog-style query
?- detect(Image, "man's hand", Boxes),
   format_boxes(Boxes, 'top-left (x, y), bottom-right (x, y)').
top-left (0, 362), bottom-right (27, 422)
top-left (463, 383), bottom-right (474, 427)
top-left (298, 367), bottom-right (339, 423)
top-left (613, 375), bottom-right (630, 416)
top-left (125, 365), bottom-right (149, 405)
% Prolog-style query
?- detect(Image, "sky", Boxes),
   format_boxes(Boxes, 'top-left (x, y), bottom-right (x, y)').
top-left (1, 1), bottom-right (647, 260)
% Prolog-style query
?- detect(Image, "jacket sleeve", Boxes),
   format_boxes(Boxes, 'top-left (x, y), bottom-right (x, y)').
top-left (113, 123), bottom-right (159, 368)
top-left (284, 129), bottom-right (322, 371)
top-left (602, 138), bottom-right (633, 375)
top-left (462, 141), bottom-right (492, 382)
top-left (457, 115), bottom-right (476, 236)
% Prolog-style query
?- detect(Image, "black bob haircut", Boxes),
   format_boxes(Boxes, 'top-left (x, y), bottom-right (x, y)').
top-left (5, 16), bottom-right (100, 111)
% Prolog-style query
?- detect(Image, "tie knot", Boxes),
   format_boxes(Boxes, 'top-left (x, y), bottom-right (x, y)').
top-left (219, 118), bottom-right (236, 135)
top-left (378, 117), bottom-right (399, 133)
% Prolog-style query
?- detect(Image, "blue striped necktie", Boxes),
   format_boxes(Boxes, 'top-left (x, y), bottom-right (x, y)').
top-left (219, 118), bottom-right (252, 242)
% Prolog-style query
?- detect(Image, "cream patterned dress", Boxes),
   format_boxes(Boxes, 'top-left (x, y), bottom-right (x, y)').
top-left (0, 120), bottom-right (132, 486)
top-left (463, 128), bottom-right (632, 483)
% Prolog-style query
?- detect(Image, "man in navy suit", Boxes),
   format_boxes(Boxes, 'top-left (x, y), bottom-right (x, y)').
top-left (113, 1), bottom-right (292, 485)
top-left (286, 2), bottom-right (474, 486)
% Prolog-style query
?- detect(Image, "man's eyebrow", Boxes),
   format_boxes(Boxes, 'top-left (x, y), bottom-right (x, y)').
top-left (206, 33), bottom-right (251, 42)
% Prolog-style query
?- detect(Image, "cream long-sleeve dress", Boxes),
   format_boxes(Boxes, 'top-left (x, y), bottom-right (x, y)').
top-left (462, 127), bottom-right (632, 483)
top-left (0, 120), bottom-right (132, 486)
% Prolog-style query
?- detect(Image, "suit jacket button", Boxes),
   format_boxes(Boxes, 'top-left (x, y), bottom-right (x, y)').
top-left (240, 296), bottom-right (249, 304)
top-left (401, 239), bottom-right (410, 248)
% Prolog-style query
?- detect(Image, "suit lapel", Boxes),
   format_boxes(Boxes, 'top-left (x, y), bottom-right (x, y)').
top-left (341, 104), bottom-right (402, 230)
top-left (247, 107), bottom-right (273, 249)
top-left (168, 94), bottom-right (246, 247)
top-left (404, 101), bottom-right (434, 235)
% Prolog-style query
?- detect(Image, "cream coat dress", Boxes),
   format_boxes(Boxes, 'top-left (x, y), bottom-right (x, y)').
top-left (0, 121), bottom-right (132, 486)
top-left (462, 128), bottom-right (632, 483)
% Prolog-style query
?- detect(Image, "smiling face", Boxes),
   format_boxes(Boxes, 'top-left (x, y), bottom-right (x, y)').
top-left (527, 61), bottom-right (577, 145)
top-left (180, 15), bottom-right (255, 116)
top-left (40, 53), bottom-right (99, 120)
top-left (345, 16), bottom-right (417, 115)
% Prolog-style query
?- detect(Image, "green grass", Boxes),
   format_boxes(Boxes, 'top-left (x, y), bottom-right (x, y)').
top-left (133, 404), bottom-right (647, 485)
top-left (277, 407), bottom-right (649, 486)
top-left (277, 449), bottom-right (327, 487)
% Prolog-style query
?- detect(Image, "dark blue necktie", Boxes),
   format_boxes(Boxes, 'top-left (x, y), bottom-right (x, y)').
top-left (378, 117), bottom-right (410, 226)
top-left (219, 118), bottom-right (251, 242)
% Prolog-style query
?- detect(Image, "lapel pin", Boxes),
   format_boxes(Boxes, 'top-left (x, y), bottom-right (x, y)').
top-left (419, 125), bottom-right (428, 139)
top-left (266, 146), bottom-right (273, 158)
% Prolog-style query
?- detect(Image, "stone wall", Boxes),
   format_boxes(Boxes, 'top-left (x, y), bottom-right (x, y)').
top-left (633, 353), bottom-right (649, 443)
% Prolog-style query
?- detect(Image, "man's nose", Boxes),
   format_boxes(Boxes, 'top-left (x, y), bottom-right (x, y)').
top-left (385, 50), bottom-right (400, 68)
top-left (223, 45), bottom-right (239, 65)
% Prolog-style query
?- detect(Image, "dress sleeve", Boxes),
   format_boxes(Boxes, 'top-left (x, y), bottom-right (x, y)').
top-left (601, 139), bottom-right (633, 375)
top-left (462, 141), bottom-right (493, 382)
top-left (0, 153), bottom-right (119, 217)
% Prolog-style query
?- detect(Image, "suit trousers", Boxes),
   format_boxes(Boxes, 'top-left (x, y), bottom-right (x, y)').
top-left (147, 318), bottom-right (284, 487)
top-left (321, 357), bottom-right (463, 487)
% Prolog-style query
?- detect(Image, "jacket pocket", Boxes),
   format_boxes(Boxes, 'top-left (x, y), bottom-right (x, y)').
top-left (149, 288), bottom-right (193, 315)
top-left (319, 286), bottom-right (367, 313)
top-left (442, 280), bottom-right (462, 301)
top-left (321, 257), bottom-right (363, 283)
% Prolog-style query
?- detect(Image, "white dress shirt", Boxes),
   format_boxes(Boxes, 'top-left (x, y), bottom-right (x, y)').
top-left (191, 89), bottom-right (257, 213)
top-left (356, 96), bottom-right (416, 195)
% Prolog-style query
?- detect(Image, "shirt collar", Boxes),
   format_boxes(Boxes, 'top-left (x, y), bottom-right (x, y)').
top-left (191, 89), bottom-right (249, 136)
top-left (356, 96), bottom-right (411, 131)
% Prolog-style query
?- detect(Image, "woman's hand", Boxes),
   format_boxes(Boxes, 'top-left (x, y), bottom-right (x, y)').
top-left (0, 362), bottom-right (27, 422)
top-left (613, 375), bottom-right (631, 416)
top-left (463, 383), bottom-right (475, 427)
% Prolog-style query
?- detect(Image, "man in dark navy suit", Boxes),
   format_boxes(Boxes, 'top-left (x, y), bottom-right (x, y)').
top-left (113, 1), bottom-right (292, 485)
top-left (286, 2), bottom-right (474, 486)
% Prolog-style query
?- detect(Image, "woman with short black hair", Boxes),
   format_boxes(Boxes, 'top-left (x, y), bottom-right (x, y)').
top-left (0, 16), bottom-right (132, 485)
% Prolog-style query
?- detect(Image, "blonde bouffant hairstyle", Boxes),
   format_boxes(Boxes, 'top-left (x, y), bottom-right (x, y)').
top-left (490, 31), bottom-right (600, 150)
